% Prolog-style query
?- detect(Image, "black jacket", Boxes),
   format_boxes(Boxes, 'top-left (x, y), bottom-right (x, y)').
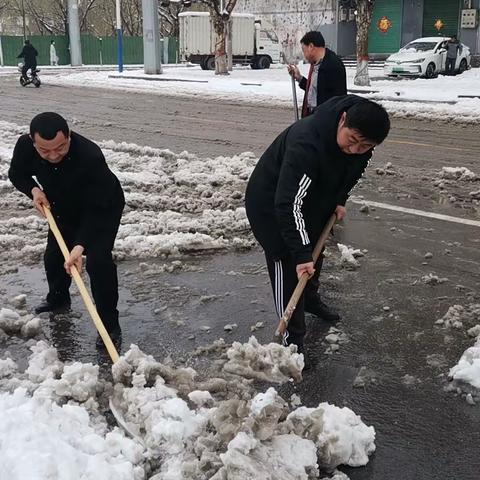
top-left (299, 48), bottom-right (347, 117)
top-left (17, 44), bottom-right (38, 65)
top-left (8, 132), bottom-right (125, 249)
top-left (245, 95), bottom-right (372, 264)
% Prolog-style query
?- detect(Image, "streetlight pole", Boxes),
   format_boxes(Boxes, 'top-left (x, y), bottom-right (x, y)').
top-left (116, 0), bottom-right (123, 72)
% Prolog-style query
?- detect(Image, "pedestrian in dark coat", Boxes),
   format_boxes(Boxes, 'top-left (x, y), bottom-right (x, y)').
top-left (288, 31), bottom-right (347, 118)
top-left (245, 95), bottom-right (390, 367)
top-left (445, 35), bottom-right (460, 76)
top-left (9, 112), bottom-right (125, 343)
top-left (17, 39), bottom-right (38, 80)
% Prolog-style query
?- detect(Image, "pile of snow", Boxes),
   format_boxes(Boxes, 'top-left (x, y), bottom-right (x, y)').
top-left (0, 303), bottom-right (377, 478)
top-left (0, 307), bottom-right (41, 338)
top-left (439, 167), bottom-right (477, 181)
top-left (435, 304), bottom-right (480, 331)
top-left (0, 120), bottom-right (256, 270)
top-left (449, 342), bottom-right (480, 390)
top-left (337, 243), bottom-right (364, 270)
top-left (435, 304), bottom-right (480, 394)
top-left (222, 336), bottom-right (304, 383)
top-left (0, 389), bottom-right (143, 480)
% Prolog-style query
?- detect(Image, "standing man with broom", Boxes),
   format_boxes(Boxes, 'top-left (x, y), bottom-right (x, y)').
top-left (287, 31), bottom-right (347, 118)
top-left (8, 112), bottom-right (125, 346)
top-left (245, 96), bottom-right (390, 368)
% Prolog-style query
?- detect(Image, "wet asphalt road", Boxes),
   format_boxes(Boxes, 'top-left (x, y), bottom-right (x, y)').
top-left (1, 73), bottom-right (480, 479)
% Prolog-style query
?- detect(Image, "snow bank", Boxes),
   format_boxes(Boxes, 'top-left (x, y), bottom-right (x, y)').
top-left (0, 303), bottom-right (375, 479)
top-left (0, 121), bottom-right (256, 271)
top-left (42, 64), bottom-right (480, 122)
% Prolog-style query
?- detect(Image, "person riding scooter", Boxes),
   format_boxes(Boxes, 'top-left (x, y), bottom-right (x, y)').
top-left (17, 40), bottom-right (38, 81)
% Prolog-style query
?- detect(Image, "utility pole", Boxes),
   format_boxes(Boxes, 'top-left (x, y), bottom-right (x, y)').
top-left (21, 0), bottom-right (26, 40)
top-left (116, 0), bottom-right (123, 72)
top-left (142, 0), bottom-right (162, 74)
top-left (68, 0), bottom-right (82, 66)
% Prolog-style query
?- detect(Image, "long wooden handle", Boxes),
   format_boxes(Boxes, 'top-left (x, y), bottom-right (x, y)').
top-left (275, 213), bottom-right (337, 338)
top-left (43, 206), bottom-right (119, 363)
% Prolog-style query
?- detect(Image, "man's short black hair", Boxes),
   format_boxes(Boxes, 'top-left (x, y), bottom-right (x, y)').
top-left (300, 31), bottom-right (325, 48)
top-left (30, 112), bottom-right (69, 140)
top-left (25, 39), bottom-right (30, 45)
top-left (345, 100), bottom-right (390, 144)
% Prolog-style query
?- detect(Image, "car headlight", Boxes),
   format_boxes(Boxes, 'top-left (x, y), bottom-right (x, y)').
top-left (400, 58), bottom-right (425, 63)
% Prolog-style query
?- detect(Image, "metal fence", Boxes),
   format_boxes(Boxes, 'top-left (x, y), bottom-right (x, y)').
top-left (0, 34), bottom-right (179, 66)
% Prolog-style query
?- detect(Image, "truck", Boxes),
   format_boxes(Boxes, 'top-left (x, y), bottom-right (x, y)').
top-left (178, 11), bottom-right (281, 70)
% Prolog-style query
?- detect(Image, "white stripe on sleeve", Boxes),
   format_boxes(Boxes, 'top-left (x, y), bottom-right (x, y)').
top-left (293, 174), bottom-right (312, 246)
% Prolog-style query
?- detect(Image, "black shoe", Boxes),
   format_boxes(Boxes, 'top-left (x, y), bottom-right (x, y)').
top-left (35, 300), bottom-right (71, 314)
top-left (296, 344), bottom-right (312, 371)
top-left (96, 327), bottom-right (122, 352)
top-left (305, 295), bottom-right (340, 321)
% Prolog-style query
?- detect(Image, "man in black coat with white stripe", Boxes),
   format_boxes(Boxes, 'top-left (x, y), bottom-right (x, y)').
top-left (245, 95), bottom-right (390, 366)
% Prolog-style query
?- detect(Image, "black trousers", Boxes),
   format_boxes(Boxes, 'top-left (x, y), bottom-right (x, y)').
top-left (445, 58), bottom-right (456, 75)
top-left (22, 62), bottom-right (36, 79)
top-left (265, 252), bottom-right (323, 346)
top-left (44, 206), bottom-right (123, 332)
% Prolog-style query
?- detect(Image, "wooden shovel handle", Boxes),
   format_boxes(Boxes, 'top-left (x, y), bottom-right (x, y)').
top-left (275, 213), bottom-right (337, 338)
top-left (43, 206), bottom-right (119, 363)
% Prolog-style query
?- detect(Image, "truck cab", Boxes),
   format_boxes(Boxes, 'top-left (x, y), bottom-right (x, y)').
top-left (252, 21), bottom-right (281, 69)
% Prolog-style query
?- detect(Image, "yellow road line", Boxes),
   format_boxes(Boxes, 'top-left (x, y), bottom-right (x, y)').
top-left (385, 138), bottom-right (475, 152)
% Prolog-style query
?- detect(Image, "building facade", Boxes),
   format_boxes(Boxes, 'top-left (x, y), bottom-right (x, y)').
top-left (368, 0), bottom-right (480, 56)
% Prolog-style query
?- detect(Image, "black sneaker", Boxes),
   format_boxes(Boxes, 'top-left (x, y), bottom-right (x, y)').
top-left (34, 299), bottom-right (71, 315)
top-left (96, 327), bottom-right (122, 352)
top-left (305, 295), bottom-right (340, 322)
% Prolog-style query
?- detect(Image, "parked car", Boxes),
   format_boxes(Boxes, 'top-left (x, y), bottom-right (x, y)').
top-left (384, 37), bottom-right (471, 79)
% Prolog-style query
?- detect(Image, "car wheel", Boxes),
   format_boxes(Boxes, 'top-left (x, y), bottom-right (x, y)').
top-left (458, 58), bottom-right (467, 74)
top-left (425, 62), bottom-right (437, 79)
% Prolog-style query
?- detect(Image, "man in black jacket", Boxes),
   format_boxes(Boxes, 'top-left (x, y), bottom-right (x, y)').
top-left (9, 112), bottom-right (125, 341)
top-left (288, 31), bottom-right (347, 118)
top-left (245, 96), bottom-right (390, 366)
top-left (286, 31), bottom-right (348, 315)
top-left (17, 39), bottom-right (38, 80)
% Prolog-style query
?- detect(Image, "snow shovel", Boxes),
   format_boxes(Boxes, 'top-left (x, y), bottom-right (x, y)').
top-left (275, 213), bottom-right (337, 339)
top-left (42, 205), bottom-right (140, 441)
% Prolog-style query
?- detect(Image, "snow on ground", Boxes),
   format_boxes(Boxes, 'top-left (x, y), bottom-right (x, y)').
top-left (0, 120), bottom-right (256, 271)
top-left (435, 304), bottom-right (480, 396)
top-left (0, 304), bottom-right (376, 479)
top-left (22, 62), bottom-right (480, 122)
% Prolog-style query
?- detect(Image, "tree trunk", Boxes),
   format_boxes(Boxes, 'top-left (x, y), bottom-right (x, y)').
top-left (354, 0), bottom-right (375, 86)
top-left (212, 17), bottom-right (228, 75)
